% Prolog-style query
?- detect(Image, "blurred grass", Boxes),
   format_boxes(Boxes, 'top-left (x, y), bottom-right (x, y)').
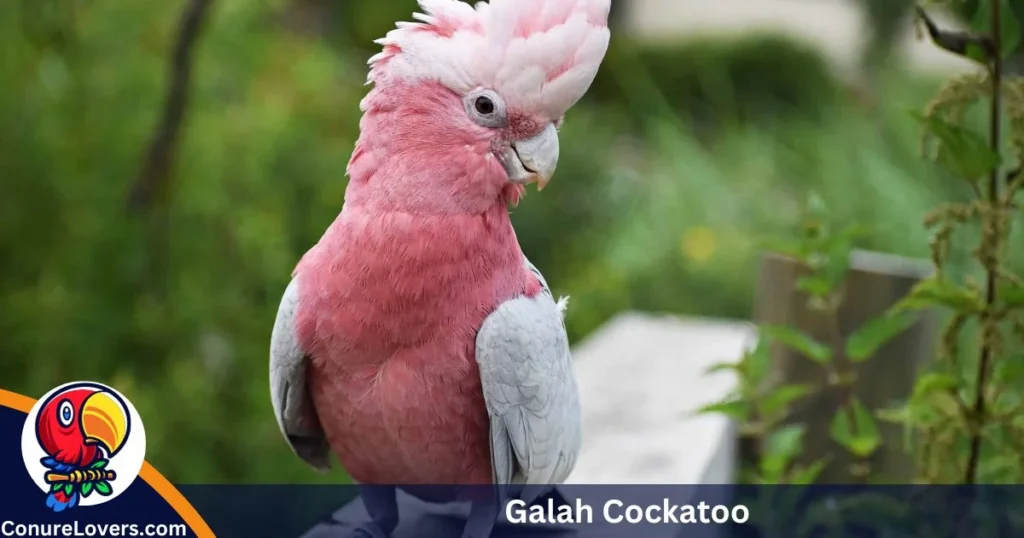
top-left (549, 69), bottom-right (972, 341)
top-left (1, 0), bottom-right (1013, 484)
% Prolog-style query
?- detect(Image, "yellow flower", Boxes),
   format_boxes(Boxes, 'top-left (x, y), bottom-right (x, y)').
top-left (681, 227), bottom-right (717, 264)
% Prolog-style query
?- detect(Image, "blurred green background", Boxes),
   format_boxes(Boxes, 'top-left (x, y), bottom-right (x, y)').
top-left (0, 0), bottom-right (1002, 483)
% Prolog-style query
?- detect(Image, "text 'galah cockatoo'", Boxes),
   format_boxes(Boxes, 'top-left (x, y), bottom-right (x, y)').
top-left (270, 0), bottom-right (610, 536)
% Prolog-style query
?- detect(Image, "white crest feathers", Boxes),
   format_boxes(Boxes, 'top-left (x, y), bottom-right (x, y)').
top-left (367, 0), bottom-right (611, 120)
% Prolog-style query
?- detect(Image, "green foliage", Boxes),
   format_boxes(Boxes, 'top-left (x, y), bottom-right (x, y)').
top-left (907, 0), bottom-right (1024, 483)
top-left (973, 0), bottom-right (1023, 57)
top-left (830, 397), bottom-right (882, 459)
top-left (913, 111), bottom-right (1001, 183)
top-left (951, 0), bottom-right (1024, 52)
top-left (701, 0), bottom-right (1024, 490)
top-left (761, 424), bottom-right (807, 483)
top-left (0, 0), bottom-right (361, 484)
top-left (702, 329), bottom-right (826, 484)
top-left (81, 482), bottom-right (93, 497)
top-left (698, 194), bottom-right (912, 483)
top-left (845, 312), bottom-right (921, 362)
top-left (759, 325), bottom-right (831, 364)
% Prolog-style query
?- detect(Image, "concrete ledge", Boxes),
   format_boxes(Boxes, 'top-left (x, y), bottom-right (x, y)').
top-left (567, 312), bottom-right (754, 484)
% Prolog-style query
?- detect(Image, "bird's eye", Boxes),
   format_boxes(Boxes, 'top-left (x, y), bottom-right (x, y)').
top-left (464, 89), bottom-right (507, 128)
top-left (57, 400), bottom-right (74, 428)
top-left (474, 96), bottom-right (495, 115)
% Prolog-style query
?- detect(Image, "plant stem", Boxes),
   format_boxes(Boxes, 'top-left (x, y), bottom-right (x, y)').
top-left (964, 0), bottom-right (1003, 485)
top-left (826, 304), bottom-right (870, 483)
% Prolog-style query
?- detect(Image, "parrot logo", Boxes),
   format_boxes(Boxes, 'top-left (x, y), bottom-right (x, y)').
top-left (19, 382), bottom-right (147, 513)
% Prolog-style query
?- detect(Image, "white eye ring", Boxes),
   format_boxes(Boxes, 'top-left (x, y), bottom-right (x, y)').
top-left (464, 89), bottom-right (507, 128)
top-left (58, 400), bottom-right (74, 428)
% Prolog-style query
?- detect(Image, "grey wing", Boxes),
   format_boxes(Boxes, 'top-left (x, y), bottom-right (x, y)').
top-left (270, 275), bottom-right (331, 472)
top-left (475, 259), bottom-right (581, 490)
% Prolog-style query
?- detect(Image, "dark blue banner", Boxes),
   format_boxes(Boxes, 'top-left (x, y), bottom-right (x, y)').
top-left (178, 484), bottom-right (1023, 538)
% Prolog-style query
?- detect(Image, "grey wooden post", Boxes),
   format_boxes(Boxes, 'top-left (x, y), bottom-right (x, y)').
top-left (753, 250), bottom-right (939, 483)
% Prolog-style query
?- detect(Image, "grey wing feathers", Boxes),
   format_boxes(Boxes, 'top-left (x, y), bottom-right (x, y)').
top-left (270, 276), bottom-right (331, 472)
top-left (475, 258), bottom-right (581, 491)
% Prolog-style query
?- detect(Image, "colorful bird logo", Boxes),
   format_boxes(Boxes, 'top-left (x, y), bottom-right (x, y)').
top-left (20, 382), bottom-right (147, 512)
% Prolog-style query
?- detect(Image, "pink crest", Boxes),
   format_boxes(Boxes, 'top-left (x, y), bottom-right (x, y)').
top-left (367, 0), bottom-right (611, 120)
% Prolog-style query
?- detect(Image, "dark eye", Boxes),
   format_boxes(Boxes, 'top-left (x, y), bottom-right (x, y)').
top-left (464, 89), bottom-right (506, 128)
top-left (474, 96), bottom-right (495, 116)
top-left (58, 400), bottom-right (74, 428)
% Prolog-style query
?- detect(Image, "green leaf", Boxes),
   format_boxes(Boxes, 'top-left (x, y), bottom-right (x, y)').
top-left (81, 482), bottom-right (93, 497)
top-left (1000, 284), bottom-right (1024, 308)
top-left (911, 372), bottom-right (959, 402)
top-left (788, 456), bottom-right (831, 485)
top-left (760, 325), bottom-right (832, 363)
top-left (993, 356), bottom-right (1024, 385)
top-left (876, 405), bottom-right (915, 451)
top-left (972, 0), bottom-right (1022, 58)
top-left (758, 383), bottom-right (816, 418)
top-left (819, 225), bottom-right (862, 288)
top-left (63, 483), bottom-right (72, 496)
top-left (892, 276), bottom-right (984, 313)
top-left (830, 398), bottom-right (881, 457)
top-left (95, 481), bottom-right (112, 496)
top-left (931, 391), bottom-right (963, 418)
top-left (90, 459), bottom-right (108, 469)
top-left (830, 407), bottom-right (853, 446)
top-left (50, 482), bottom-right (62, 493)
top-left (912, 112), bottom-right (1001, 182)
top-left (875, 405), bottom-right (908, 425)
top-left (748, 337), bottom-right (774, 384)
top-left (696, 397), bottom-right (750, 421)
top-left (849, 397), bottom-right (882, 457)
top-left (796, 275), bottom-right (833, 297)
top-left (844, 312), bottom-right (920, 362)
top-left (761, 424), bottom-right (806, 481)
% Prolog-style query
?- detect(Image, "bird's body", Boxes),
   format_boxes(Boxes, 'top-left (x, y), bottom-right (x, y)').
top-left (292, 79), bottom-right (542, 485)
top-left (298, 203), bottom-right (540, 485)
top-left (270, 1), bottom-right (610, 535)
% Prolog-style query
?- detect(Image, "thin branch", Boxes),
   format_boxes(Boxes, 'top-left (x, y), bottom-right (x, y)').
top-left (127, 0), bottom-right (214, 212)
top-left (916, 6), bottom-right (996, 61)
top-left (965, 0), bottom-right (1004, 486)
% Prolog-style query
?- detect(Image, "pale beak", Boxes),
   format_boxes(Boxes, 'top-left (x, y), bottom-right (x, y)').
top-left (501, 123), bottom-right (560, 190)
top-left (81, 390), bottom-right (130, 457)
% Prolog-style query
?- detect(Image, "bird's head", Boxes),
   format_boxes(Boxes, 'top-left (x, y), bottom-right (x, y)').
top-left (348, 0), bottom-right (611, 214)
top-left (36, 386), bottom-right (130, 466)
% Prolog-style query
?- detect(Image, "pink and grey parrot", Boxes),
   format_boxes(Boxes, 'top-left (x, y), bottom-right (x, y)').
top-left (269, 0), bottom-right (610, 536)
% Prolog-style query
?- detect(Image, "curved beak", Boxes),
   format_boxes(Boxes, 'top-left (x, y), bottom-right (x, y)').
top-left (81, 390), bottom-right (130, 457)
top-left (502, 123), bottom-right (560, 190)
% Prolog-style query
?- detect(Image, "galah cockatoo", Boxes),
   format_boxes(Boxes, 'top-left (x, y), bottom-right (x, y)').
top-left (270, 0), bottom-right (610, 536)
